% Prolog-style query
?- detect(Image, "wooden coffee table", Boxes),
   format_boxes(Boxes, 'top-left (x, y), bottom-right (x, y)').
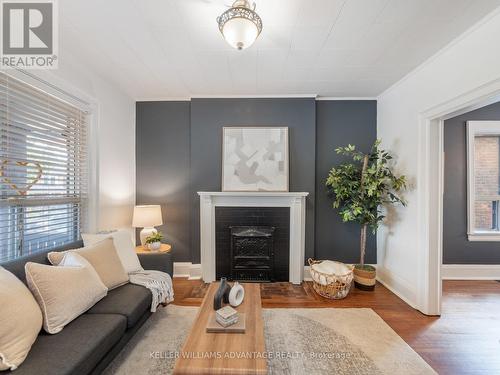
top-left (173, 282), bottom-right (267, 375)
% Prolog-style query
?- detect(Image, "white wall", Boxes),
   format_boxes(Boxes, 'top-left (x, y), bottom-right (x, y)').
top-left (27, 50), bottom-right (136, 233)
top-left (377, 9), bottom-right (500, 311)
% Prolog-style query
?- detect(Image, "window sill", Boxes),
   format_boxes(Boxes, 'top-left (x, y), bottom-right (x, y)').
top-left (468, 233), bottom-right (500, 242)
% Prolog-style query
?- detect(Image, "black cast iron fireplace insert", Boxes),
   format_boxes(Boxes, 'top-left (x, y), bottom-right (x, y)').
top-left (215, 206), bottom-right (290, 281)
top-left (230, 226), bottom-right (275, 282)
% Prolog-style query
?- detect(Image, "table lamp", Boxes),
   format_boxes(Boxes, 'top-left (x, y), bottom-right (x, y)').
top-left (132, 205), bottom-right (163, 246)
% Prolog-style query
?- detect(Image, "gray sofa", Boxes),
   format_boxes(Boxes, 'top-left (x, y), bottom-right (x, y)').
top-left (2, 241), bottom-right (173, 375)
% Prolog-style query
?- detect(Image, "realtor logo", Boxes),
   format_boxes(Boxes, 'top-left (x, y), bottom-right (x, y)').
top-left (1, 0), bottom-right (58, 69)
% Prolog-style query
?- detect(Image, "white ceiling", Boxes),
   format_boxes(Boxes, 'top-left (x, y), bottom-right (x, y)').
top-left (60, 0), bottom-right (500, 99)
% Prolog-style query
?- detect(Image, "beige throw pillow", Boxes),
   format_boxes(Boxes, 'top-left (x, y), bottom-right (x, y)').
top-left (48, 238), bottom-right (129, 289)
top-left (25, 253), bottom-right (108, 334)
top-left (82, 230), bottom-right (143, 273)
top-left (0, 267), bottom-right (43, 371)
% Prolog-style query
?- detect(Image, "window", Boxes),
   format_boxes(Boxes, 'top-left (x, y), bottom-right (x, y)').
top-left (467, 121), bottom-right (500, 241)
top-left (0, 72), bottom-right (88, 262)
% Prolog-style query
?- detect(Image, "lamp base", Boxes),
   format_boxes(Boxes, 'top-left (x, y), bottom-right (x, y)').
top-left (139, 227), bottom-right (157, 246)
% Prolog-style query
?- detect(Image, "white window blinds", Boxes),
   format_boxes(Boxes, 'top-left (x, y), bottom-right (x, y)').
top-left (0, 72), bottom-right (88, 262)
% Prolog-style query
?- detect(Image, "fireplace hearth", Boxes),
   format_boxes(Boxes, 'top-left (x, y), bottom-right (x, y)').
top-left (231, 226), bottom-right (275, 282)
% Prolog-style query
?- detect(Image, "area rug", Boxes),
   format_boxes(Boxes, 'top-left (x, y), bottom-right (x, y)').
top-left (103, 305), bottom-right (197, 375)
top-left (263, 308), bottom-right (435, 374)
top-left (103, 306), bottom-right (436, 375)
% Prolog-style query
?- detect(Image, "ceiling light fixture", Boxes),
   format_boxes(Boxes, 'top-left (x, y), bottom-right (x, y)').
top-left (217, 0), bottom-right (263, 50)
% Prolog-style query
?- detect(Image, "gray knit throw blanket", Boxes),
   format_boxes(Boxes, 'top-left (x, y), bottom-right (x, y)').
top-left (128, 270), bottom-right (174, 312)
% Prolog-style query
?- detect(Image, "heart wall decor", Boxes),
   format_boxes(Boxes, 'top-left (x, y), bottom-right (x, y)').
top-left (0, 160), bottom-right (43, 196)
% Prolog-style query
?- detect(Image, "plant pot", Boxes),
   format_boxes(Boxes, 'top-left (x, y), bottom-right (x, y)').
top-left (353, 265), bottom-right (376, 291)
top-left (147, 241), bottom-right (161, 251)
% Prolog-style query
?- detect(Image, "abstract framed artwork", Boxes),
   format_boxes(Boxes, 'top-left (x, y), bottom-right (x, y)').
top-left (222, 127), bottom-right (289, 192)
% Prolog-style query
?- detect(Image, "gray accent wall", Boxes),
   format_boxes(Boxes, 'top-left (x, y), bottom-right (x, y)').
top-left (443, 101), bottom-right (500, 264)
top-left (315, 100), bottom-right (377, 263)
top-left (136, 99), bottom-right (377, 264)
top-left (190, 98), bottom-right (316, 264)
top-left (136, 101), bottom-right (191, 261)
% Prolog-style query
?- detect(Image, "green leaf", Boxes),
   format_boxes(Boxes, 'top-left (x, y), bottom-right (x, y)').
top-left (324, 140), bottom-right (407, 230)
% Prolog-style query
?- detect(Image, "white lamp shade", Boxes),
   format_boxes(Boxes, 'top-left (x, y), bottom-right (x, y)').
top-left (132, 205), bottom-right (163, 228)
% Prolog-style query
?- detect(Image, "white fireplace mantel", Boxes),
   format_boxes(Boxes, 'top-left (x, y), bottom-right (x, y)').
top-left (198, 191), bottom-right (309, 284)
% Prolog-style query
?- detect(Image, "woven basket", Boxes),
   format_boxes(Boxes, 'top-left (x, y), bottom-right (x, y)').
top-left (308, 258), bottom-right (354, 299)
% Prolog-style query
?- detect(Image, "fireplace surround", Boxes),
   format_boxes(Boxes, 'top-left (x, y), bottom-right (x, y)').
top-left (198, 191), bottom-right (308, 284)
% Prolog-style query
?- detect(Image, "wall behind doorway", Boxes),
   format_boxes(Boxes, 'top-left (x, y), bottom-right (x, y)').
top-left (443, 101), bottom-right (500, 264)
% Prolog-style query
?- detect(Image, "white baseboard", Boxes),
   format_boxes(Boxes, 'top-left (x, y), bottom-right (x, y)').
top-left (376, 266), bottom-right (418, 309)
top-left (188, 264), bottom-right (202, 280)
top-left (304, 265), bottom-right (312, 281)
top-left (173, 262), bottom-right (191, 278)
top-left (442, 264), bottom-right (500, 280)
top-left (173, 262), bottom-right (202, 280)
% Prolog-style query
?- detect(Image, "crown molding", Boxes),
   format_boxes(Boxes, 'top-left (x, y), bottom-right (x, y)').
top-left (316, 96), bottom-right (377, 101)
top-left (190, 94), bottom-right (318, 99)
top-left (135, 94), bottom-right (377, 102)
top-left (135, 97), bottom-right (191, 102)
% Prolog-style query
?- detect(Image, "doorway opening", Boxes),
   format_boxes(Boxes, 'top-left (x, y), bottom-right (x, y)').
top-left (419, 81), bottom-right (500, 315)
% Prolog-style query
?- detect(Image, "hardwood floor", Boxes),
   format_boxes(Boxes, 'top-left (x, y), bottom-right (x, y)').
top-left (172, 278), bottom-right (500, 375)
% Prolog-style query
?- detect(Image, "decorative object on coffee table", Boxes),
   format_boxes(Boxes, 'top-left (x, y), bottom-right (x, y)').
top-left (215, 305), bottom-right (239, 327)
top-left (229, 281), bottom-right (245, 307)
top-left (213, 277), bottom-right (231, 310)
top-left (206, 312), bottom-right (246, 333)
top-left (145, 231), bottom-right (163, 251)
top-left (325, 140), bottom-right (407, 291)
top-left (132, 205), bottom-right (163, 246)
top-left (308, 259), bottom-right (353, 299)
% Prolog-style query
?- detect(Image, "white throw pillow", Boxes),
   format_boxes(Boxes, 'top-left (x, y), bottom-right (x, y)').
top-left (82, 230), bottom-right (142, 273)
top-left (0, 267), bottom-right (43, 371)
top-left (25, 253), bottom-right (108, 334)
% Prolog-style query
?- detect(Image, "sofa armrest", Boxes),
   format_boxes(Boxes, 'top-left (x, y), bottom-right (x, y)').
top-left (137, 252), bottom-right (173, 276)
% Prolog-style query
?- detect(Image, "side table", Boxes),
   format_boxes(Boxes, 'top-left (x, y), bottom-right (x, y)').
top-left (135, 244), bottom-right (173, 276)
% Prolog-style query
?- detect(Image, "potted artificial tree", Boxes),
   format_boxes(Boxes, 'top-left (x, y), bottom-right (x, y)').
top-left (325, 140), bottom-right (406, 291)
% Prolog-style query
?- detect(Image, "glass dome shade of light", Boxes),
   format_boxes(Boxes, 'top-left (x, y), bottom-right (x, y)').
top-left (217, 1), bottom-right (263, 50)
top-left (222, 17), bottom-right (259, 50)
